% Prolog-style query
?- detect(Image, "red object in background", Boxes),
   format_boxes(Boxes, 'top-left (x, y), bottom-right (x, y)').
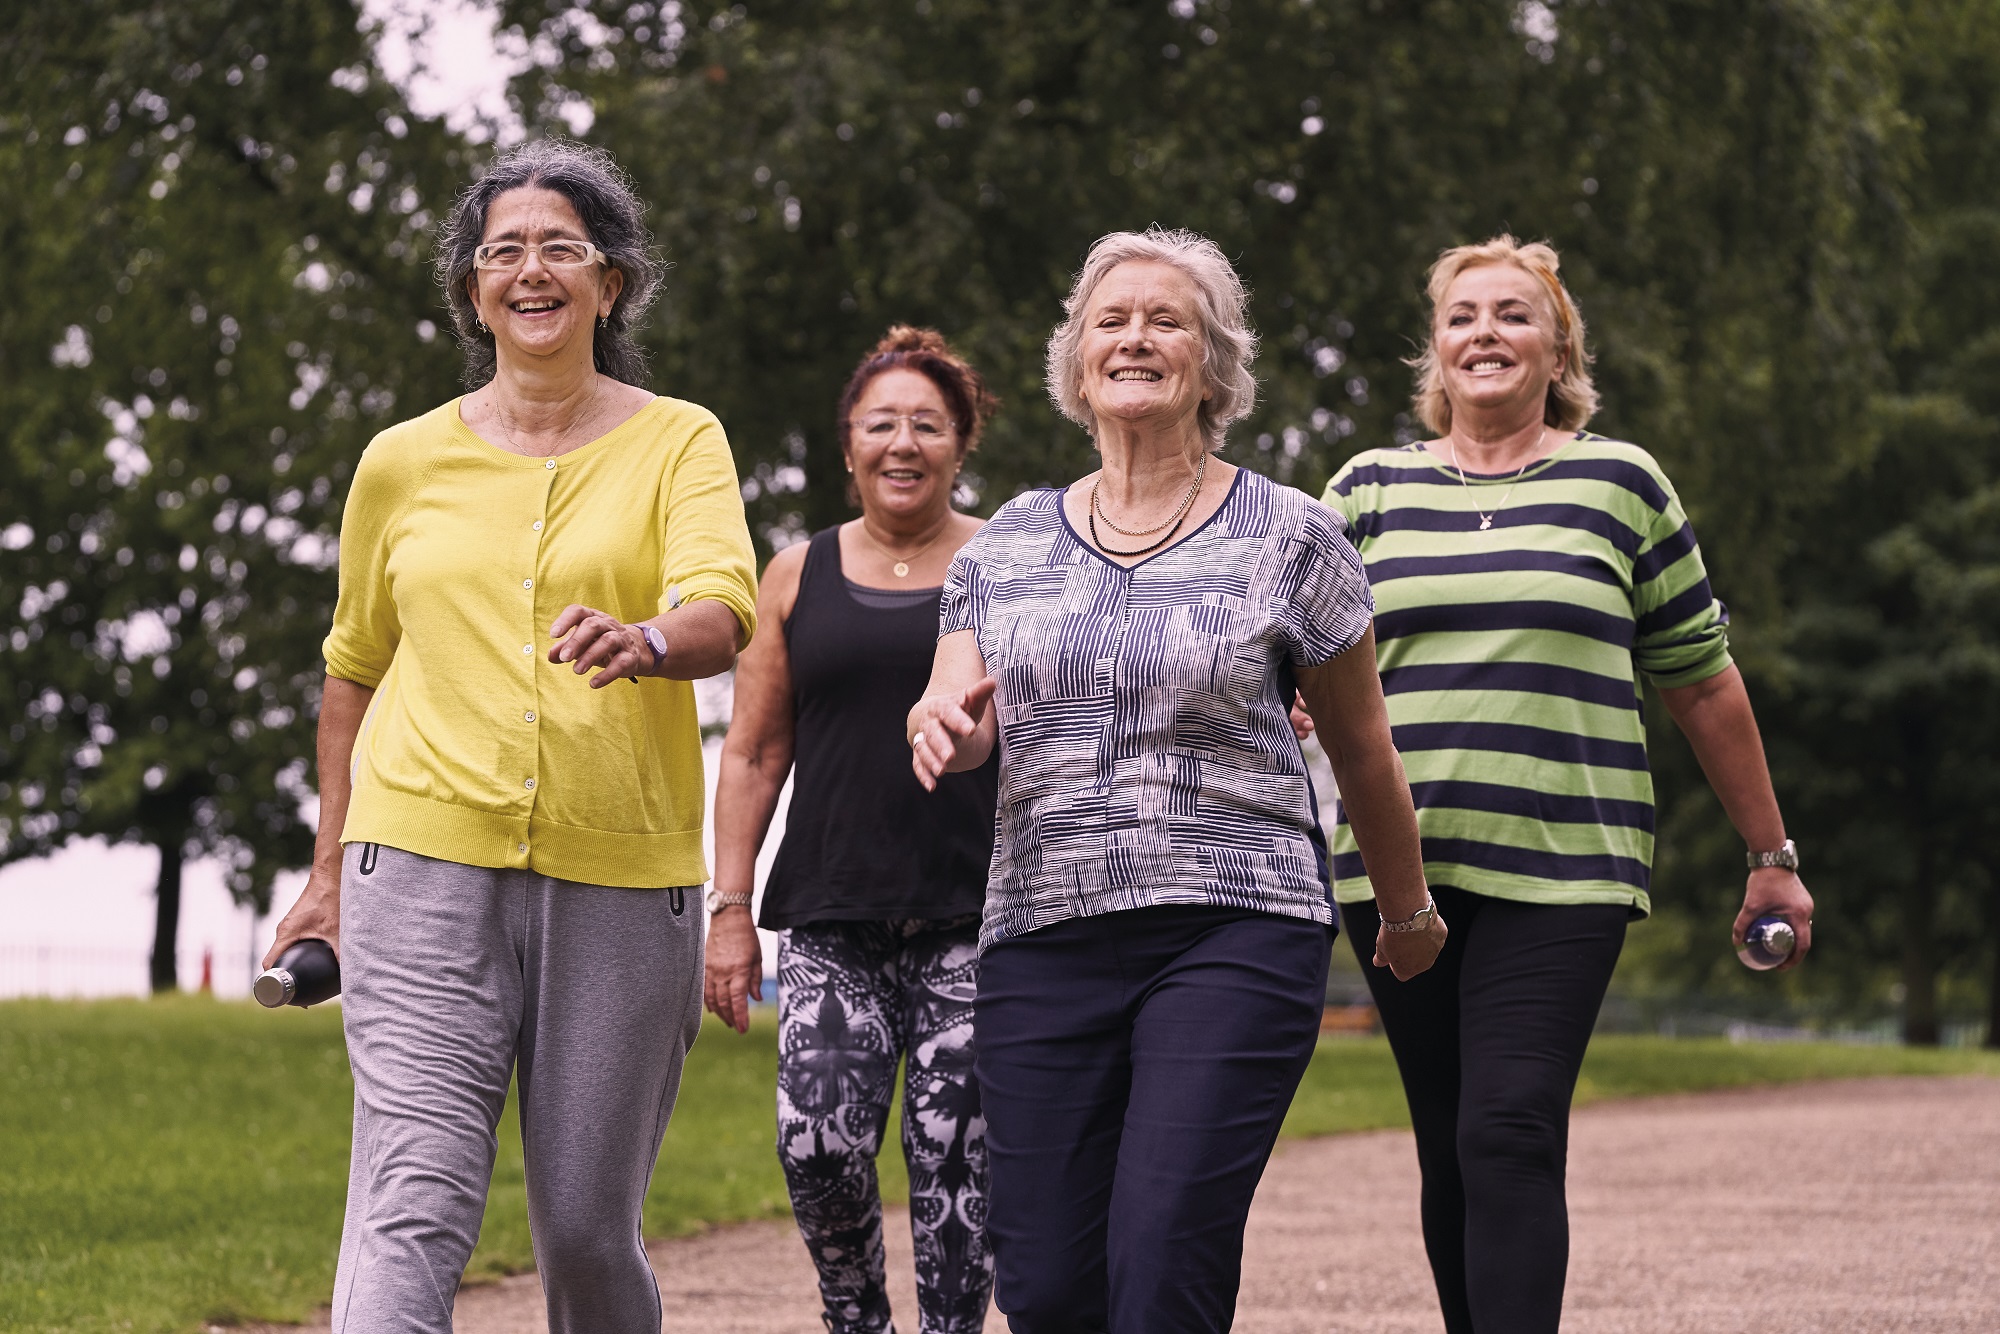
top-left (199, 947), bottom-right (213, 994)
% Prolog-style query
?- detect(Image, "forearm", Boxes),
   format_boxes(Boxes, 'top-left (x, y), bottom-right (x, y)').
top-left (1328, 742), bottom-right (1429, 919)
top-left (712, 743), bottom-right (790, 898)
top-left (644, 597), bottom-right (743, 680)
top-left (1658, 666), bottom-right (1786, 850)
top-left (312, 675), bottom-right (374, 875)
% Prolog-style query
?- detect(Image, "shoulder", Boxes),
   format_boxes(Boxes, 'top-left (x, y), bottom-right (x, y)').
top-left (758, 537), bottom-right (812, 619)
top-left (620, 396), bottom-right (730, 462)
top-left (971, 488), bottom-right (1063, 541)
top-left (1324, 444), bottom-right (1434, 496)
top-left (1549, 434), bottom-right (1683, 518)
top-left (348, 400), bottom-right (459, 501)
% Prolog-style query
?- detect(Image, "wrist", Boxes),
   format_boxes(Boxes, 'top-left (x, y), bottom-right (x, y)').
top-left (1745, 837), bottom-right (1798, 871)
top-left (637, 622), bottom-right (668, 676)
top-left (706, 888), bottom-right (754, 915)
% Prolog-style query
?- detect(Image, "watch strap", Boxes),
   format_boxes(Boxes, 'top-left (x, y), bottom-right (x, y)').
top-left (1746, 838), bottom-right (1799, 871)
top-left (706, 889), bottom-right (753, 914)
top-left (1380, 897), bottom-right (1437, 934)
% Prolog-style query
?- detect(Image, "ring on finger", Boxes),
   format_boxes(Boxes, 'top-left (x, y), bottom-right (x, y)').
top-left (912, 731), bottom-right (926, 749)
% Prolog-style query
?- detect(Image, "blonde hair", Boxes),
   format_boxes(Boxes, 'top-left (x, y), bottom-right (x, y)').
top-left (1408, 235), bottom-right (1598, 436)
top-left (1046, 227), bottom-right (1258, 451)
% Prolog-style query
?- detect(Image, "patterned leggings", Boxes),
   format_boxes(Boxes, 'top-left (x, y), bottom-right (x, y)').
top-left (777, 916), bottom-right (992, 1334)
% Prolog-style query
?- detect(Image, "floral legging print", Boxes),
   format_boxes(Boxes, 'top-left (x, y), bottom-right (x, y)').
top-left (776, 915), bottom-right (992, 1334)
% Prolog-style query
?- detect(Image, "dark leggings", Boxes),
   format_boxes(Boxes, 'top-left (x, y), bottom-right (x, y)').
top-left (1346, 885), bottom-right (1627, 1334)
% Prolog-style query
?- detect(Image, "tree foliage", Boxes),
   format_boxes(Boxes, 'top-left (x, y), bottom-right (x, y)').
top-left (5, 0), bottom-right (1997, 1029)
top-left (0, 0), bottom-right (463, 986)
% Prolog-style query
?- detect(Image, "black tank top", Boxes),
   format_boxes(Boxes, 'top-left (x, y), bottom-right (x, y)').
top-left (758, 526), bottom-right (998, 929)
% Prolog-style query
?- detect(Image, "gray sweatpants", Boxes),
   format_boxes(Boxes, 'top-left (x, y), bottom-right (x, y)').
top-left (332, 841), bottom-right (704, 1334)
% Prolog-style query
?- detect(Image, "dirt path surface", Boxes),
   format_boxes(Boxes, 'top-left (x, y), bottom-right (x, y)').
top-left (264, 1075), bottom-right (2000, 1333)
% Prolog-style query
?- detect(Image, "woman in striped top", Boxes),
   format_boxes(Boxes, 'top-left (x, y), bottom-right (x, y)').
top-left (1321, 235), bottom-right (1814, 1334)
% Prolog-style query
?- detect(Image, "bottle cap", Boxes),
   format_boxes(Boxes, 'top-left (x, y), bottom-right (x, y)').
top-left (253, 967), bottom-right (297, 1008)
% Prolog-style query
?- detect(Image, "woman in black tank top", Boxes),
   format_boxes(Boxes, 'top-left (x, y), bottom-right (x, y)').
top-left (708, 328), bottom-right (1000, 1334)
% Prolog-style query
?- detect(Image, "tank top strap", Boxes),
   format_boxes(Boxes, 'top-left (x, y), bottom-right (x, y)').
top-left (797, 525), bottom-right (845, 600)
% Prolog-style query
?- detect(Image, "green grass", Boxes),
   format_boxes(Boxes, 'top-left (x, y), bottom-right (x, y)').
top-left (2, 1000), bottom-right (1994, 1334)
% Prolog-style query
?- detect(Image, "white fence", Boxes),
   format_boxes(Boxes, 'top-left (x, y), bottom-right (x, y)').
top-left (0, 944), bottom-right (264, 999)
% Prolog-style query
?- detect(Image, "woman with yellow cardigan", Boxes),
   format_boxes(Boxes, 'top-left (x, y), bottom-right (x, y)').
top-left (262, 140), bottom-right (757, 1334)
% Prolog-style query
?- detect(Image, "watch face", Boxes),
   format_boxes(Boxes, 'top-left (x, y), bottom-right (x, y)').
top-left (643, 625), bottom-right (666, 657)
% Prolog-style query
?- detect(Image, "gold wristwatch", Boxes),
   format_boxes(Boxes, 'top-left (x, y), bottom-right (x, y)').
top-left (1746, 839), bottom-right (1799, 871)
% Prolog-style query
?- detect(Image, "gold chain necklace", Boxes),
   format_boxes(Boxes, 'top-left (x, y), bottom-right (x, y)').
top-left (857, 516), bottom-right (952, 578)
top-left (1090, 451), bottom-right (1207, 538)
top-left (1447, 438), bottom-right (1536, 531)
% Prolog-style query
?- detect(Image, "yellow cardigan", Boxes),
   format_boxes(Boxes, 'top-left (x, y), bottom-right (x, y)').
top-left (322, 396), bottom-right (759, 888)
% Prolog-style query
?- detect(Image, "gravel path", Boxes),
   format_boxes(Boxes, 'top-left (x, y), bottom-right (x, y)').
top-left (264, 1075), bottom-right (2000, 1333)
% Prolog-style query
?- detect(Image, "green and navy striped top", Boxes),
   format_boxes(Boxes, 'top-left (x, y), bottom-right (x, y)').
top-left (1321, 433), bottom-right (1732, 914)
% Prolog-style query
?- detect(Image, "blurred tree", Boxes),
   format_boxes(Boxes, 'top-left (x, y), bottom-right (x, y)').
top-left (0, 0), bottom-right (461, 989)
top-left (504, 0), bottom-right (1939, 1016)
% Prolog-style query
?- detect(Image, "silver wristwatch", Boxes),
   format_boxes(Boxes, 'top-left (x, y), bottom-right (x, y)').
top-left (706, 889), bottom-right (753, 914)
top-left (1380, 897), bottom-right (1438, 934)
top-left (1746, 839), bottom-right (1799, 871)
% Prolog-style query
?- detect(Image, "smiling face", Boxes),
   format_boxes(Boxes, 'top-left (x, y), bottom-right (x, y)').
top-left (844, 368), bottom-right (963, 524)
top-left (466, 186), bottom-right (623, 370)
top-left (1076, 260), bottom-right (1210, 436)
top-left (1433, 262), bottom-right (1567, 426)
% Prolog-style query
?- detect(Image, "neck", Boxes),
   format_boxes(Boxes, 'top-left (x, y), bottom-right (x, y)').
top-left (1093, 414), bottom-right (1206, 505)
top-left (1445, 405), bottom-right (1558, 473)
top-left (484, 351), bottom-right (604, 447)
top-left (862, 503), bottom-right (955, 548)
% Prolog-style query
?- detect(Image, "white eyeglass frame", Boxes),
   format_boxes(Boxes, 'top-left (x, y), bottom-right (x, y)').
top-left (852, 410), bottom-right (958, 438)
top-left (471, 239), bottom-right (610, 271)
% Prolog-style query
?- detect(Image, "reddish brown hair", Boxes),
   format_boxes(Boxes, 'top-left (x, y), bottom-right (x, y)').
top-left (836, 325), bottom-right (1000, 455)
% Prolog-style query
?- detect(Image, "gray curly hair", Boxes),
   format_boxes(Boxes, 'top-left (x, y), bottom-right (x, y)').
top-left (1045, 227), bottom-right (1259, 451)
top-left (435, 138), bottom-right (662, 389)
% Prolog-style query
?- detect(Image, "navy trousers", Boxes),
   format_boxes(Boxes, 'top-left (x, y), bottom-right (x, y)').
top-left (973, 905), bottom-right (1332, 1334)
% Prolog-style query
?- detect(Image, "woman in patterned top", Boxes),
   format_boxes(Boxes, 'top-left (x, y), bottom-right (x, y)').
top-left (1321, 235), bottom-right (1815, 1334)
top-left (907, 228), bottom-right (1444, 1334)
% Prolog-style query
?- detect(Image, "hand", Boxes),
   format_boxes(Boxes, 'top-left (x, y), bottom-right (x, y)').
top-left (1374, 908), bottom-right (1447, 981)
top-left (702, 905), bottom-right (764, 1034)
top-left (263, 866), bottom-right (341, 968)
top-left (1289, 690), bottom-right (1316, 742)
top-left (549, 604), bottom-right (653, 688)
top-left (909, 677), bottom-right (997, 791)
top-left (1733, 867), bottom-right (1814, 970)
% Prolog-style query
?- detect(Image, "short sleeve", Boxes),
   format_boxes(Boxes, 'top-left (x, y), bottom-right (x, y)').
top-left (1285, 500), bottom-right (1375, 667)
top-left (1630, 472), bottom-right (1732, 688)
top-left (1319, 461), bottom-right (1363, 528)
top-left (938, 539), bottom-right (986, 639)
top-left (321, 437), bottom-right (406, 689)
top-left (656, 411), bottom-right (759, 643)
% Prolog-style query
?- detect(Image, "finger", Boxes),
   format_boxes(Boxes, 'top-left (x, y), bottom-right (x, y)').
top-left (727, 977), bottom-right (751, 1034)
top-left (552, 613), bottom-right (615, 664)
top-left (549, 604), bottom-right (592, 639)
top-left (935, 704), bottom-right (979, 738)
top-left (588, 648), bottom-right (642, 689)
top-left (961, 676), bottom-right (999, 719)
top-left (911, 748), bottom-right (939, 791)
top-left (567, 621), bottom-right (625, 671)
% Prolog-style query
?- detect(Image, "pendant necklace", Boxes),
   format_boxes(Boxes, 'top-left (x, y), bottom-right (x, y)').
top-left (1447, 438), bottom-right (1535, 531)
top-left (858, 517), bottom-right (951, 578)
top-left (1088, 452), bottom-right (1207, 558)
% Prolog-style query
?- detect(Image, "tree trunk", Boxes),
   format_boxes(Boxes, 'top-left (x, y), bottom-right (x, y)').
top-left (1988, 873), bottom-right (2000, 1051)
top-left (1901, 844), bottom-right (1940, 1046)
top-left (148, 838), bottom-right (183, 994)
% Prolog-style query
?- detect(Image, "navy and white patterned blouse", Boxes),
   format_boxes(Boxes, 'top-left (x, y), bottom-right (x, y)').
top-left (939, 466), bottom-right (1375, 951)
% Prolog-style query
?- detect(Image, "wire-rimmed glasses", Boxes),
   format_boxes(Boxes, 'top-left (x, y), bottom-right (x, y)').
top-left (472, 239), bottom-right (609, 271)
top-left (852, 410), bottom-right (956, 441)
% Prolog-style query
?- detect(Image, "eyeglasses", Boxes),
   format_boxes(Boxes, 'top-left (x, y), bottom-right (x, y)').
top-left (472, 239), bottom-right (608, 271)
top-left (853, 410), bottom-right (956, 440)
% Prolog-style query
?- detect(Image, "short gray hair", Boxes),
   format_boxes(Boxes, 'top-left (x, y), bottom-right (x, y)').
top-left (435, 138), bottom-right (662, 389)
top-left (1045, 227), bottom-right (1258, 451)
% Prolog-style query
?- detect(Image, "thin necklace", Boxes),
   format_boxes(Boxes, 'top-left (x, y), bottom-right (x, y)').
top-left (1087, 452), bottom-right (1208, 558)
top-left (1446, 438), bottom-right (1537, 531)
top-left (857, 515), bottom-right (952, 578)
top-left (1090, 451), bottom-right (1206, 537)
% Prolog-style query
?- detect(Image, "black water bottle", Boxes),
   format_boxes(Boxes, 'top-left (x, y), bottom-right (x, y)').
top-left (254, 939), bottom-right (341, 1008)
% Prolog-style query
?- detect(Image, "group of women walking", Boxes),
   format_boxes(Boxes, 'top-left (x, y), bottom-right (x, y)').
top-left (268, 137), bottom-right (1813, 1334)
